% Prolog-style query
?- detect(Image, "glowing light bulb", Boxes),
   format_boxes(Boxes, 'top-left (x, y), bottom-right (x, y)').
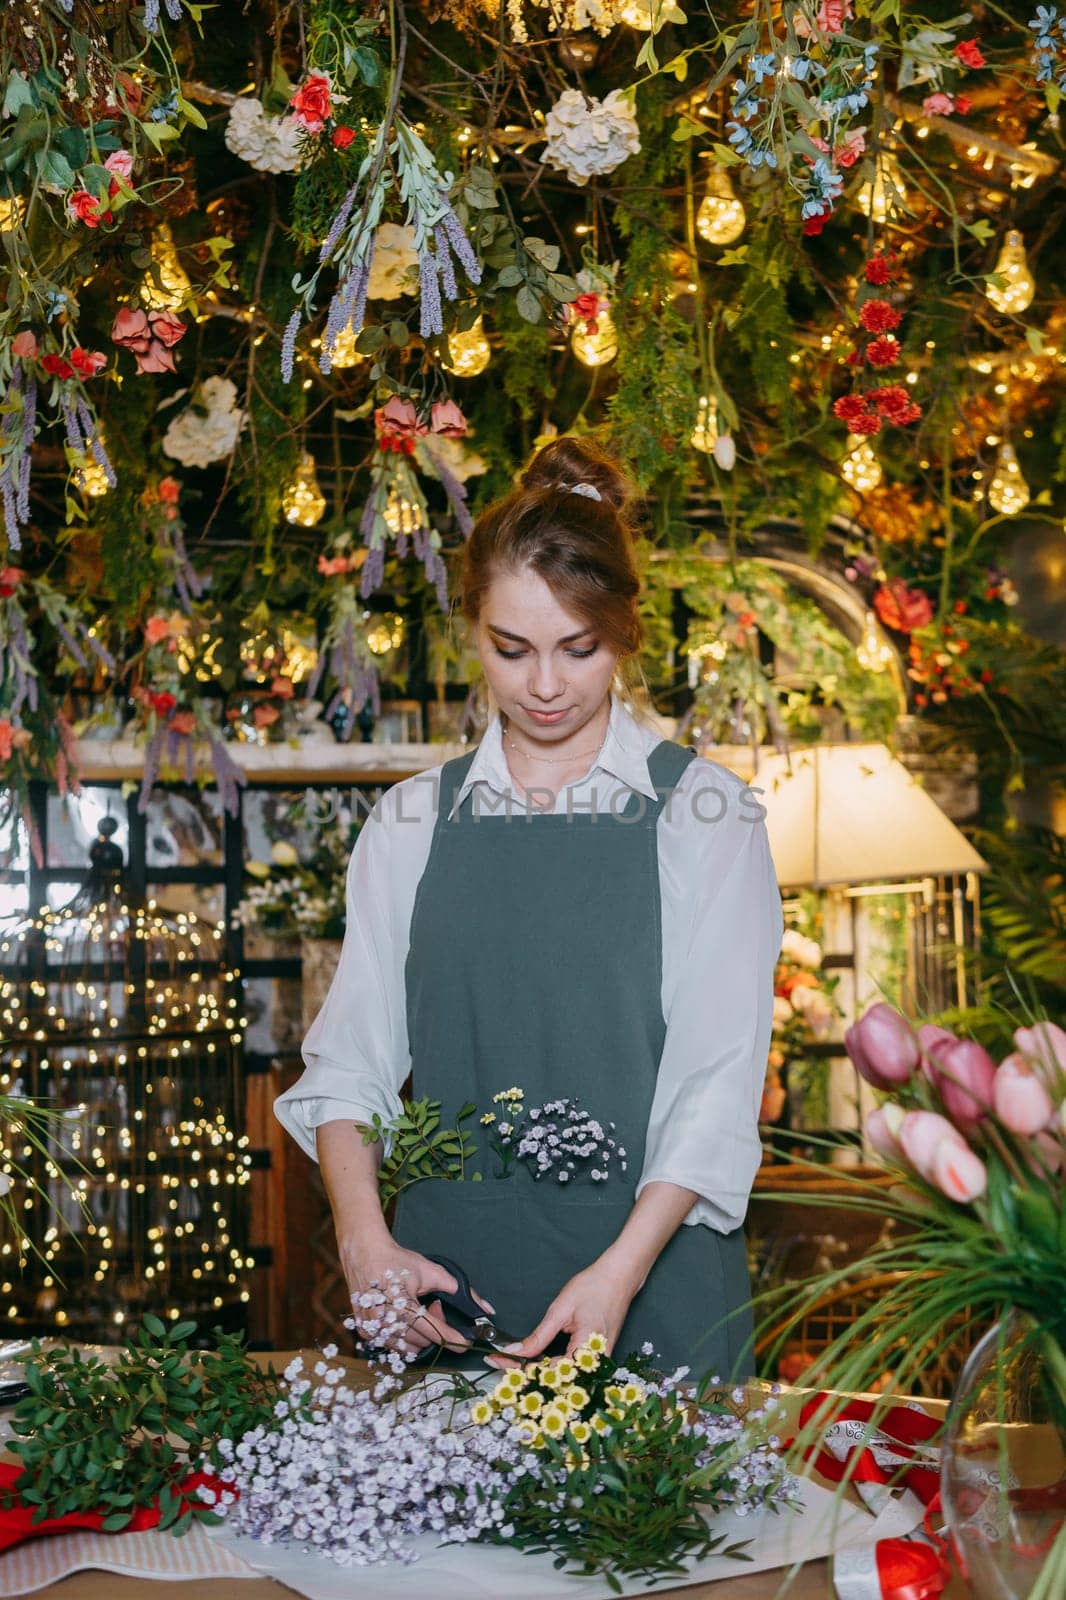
top-left (690, 396), bottom-right (718, 454)
top-left (841, 440), bottom-right (882, 492)
top-left (383, 491), bottom-right (422, 535)
top-left (618, 0), bottom-right (685, 27)
top-left (366, 613), bottom-right (406, 654)
top-left (328, 319), bottom-right (364, 369)
top-left (571, 307), bottom-right (618, 368)
top-left (985, 231), bottom-right (1035, 316)
top-left (696, 169), bottom-right (746, 246)
top-left (855, 611), bottom-right (894, 674)
top-left (75, 430), bottom-right (112, 498)
top-left (857, 150), bottom-right (909, 223)
top-left (987, 442), bottom-right (1030, 515)
top-left (282, 452), bottom-right (327, 527)
top-left (140, 223), bottom-right (192, 313)
top-left (442, 316), bottom-right (491, 377)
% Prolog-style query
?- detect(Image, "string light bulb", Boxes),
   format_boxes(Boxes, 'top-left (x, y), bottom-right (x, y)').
top-left (442, 316), bottom-right (491, 377)
top-left (696, 168), bottom-right (746, 246)
top-left (74, 431), bottom-right (111, 498)
top-left (841, 440), bottom-right (883, 492)
top-left (571, 306), bottom-right (618, 368)
top-left (690, 395), bottom-right (718, 453)
top-left (987, 442), bottom-right (1030, 515)
top-left (856, 611), bottom-right (894, 674)
top-left (618, 0), bottom-right (686, 27)
top-left (328, 319), bottom-right (364, 369)
top-left (140, 223), bottom-right (192, 313)
top-left (857, 149), bottom-right (909, 223)
top-left (366, 613), bottom-right (406, 655)
top-left (282, 452), bottom-right (327, 527)
top-left (985, 231), bottom-right (1036, 316)
top-left (383, 491), bottom-right (422, 535)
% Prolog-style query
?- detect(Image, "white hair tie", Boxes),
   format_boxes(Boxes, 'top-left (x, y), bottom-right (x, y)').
top-left (568, 482), bottom-right (601, 501)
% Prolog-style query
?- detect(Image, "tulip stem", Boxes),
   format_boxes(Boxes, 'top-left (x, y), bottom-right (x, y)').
top-left (980, 1121), bottom-right (1028, 1189)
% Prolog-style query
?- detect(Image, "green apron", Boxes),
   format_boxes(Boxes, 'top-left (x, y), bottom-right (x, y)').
top-left (392, 736), bottom-right (754, 1379)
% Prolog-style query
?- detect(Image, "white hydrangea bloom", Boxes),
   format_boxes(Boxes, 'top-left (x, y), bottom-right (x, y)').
top-left (224, 97), bottom-right (304, 175)
top-left (162, 377), bottom-right (246, 469)
top-left (367, 223), bottom-right (420, 300)
top-left (780, 929), bottom-right (823, 968)
top-left (540, 88), bottom-right (640, 187)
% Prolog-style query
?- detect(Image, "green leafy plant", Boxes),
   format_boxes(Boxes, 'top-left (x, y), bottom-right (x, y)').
top-left (5, 1317), bottom-right (292, 1534)
top-left (359, 1095), bottom-right (480, 1204)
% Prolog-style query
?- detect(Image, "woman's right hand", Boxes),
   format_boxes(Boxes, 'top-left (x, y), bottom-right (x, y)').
top-left (340, 1237), bottom-right (491, 1358)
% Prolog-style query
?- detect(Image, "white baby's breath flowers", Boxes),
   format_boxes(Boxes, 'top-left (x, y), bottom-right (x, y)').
top-left (224, 98), bottom-right (305, 175)
top-left (162, 377), bottom-right (246, 469)
top-left (780, 929), bottom-right (822, 968)
top-left (540, 88), bottom-right (641, 187)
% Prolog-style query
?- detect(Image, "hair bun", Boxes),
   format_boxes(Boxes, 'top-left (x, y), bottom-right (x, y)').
top-left (520, 435), bottom-right (632, 515)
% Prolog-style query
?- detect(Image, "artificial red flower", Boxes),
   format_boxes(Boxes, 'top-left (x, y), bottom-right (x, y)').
top-left (289, 74), bottom-right (332, 134)
top-left (858, 299), bottom-right (902, 334)
top-left (430, 399), bottom-right (468, 438)
top-left (270, 675), bottom-right (294, 700)
top-left (149, 690), bottom-right (177, 718)
top-left (569, 291), bottom-right (604, 332)
top-left (169, 711), bottom-right (196, 736)
top-left (41, 353), bottom-right (75, 381)
top-left (0, 719), bottom-right (15, 763)
top-left (0, 567), bottom-right (23, 597)
top-left (111, 307), bottom-right (152, 354)
top-left (374, 396), bottom-right (427, 451)
top-left (874, 579), bottom-right (934, 633)
top-left (867, 336), bottom-right (901, 368)
top-left (144, 615), bottom-right (171, 646)
top-left (158, 477), bottom-right (180, 503)
top-left (317, 553), bottom-right (352, 576)
top-left (954, 599), bottom-right (968, 614)
top-left (872, 384), bottom-right (922, 424)
top-left (833, 394), bottom-right (871, 425)
top-left (331, 126), bottom-right (356, 150)
top-left (955, 94), bottom-right (973, 115)
top-left (803, 206), bottom-right (830, 237)
top-left (922, 92), bottom-right (956, 117)
top-left (863, 252), bottom-right (896, 286)
top-left (836, 129), bottom-right (866, 168)
top-left (815, 0), bottom-right (853, 33)
top-left (67, 189), bottom-right (105, 227)
top-left (11, 331), bottom-right (37, 362)
top-left (954, 39), bottom-right (986, 70)
top-left (70, 347), bottom-right (107, 378)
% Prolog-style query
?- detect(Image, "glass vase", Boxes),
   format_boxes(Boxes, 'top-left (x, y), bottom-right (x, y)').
top-left (940, 1310), bottom-right (1066, 1600)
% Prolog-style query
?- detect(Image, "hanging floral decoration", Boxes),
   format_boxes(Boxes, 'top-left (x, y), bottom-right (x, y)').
top-left (832, 252), bottom-right (922, 438)
top-left (224, 97), bottom-right (305, 175)
top-left (540, 89), bottom-right (641, 187)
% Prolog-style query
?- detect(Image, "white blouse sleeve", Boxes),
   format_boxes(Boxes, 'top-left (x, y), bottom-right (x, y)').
top-left (272, 810), bottom-right (410, 1162)
top-left (638, 779), bottom-right (783, 1233)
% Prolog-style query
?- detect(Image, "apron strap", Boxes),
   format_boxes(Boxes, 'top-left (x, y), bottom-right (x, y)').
top-left (437, 736), bottom-right (698, 823)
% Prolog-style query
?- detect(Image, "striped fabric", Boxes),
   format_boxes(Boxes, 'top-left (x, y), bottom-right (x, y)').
top-left (0, 1521), bottom-right (258, 1595)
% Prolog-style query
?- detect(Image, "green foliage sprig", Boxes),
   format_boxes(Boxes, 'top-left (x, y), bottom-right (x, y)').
top-left (6, 1317), bottom-right (291, 1534)
top-left (359, 1095), bottom-right (479, 1204)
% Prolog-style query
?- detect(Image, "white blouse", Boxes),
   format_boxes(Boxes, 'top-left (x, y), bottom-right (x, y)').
top-left (274, 693), bottom-right (784, 1234)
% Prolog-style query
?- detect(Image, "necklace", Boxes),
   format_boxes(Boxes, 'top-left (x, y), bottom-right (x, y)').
top-left (501, 714), bottom-right (607, 767)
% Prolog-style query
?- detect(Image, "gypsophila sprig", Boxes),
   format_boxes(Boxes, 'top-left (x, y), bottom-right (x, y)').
top-left (491, 1093), bottom-right (628, 1185)
top-left (5, 1317), bottom-right (291, 1534)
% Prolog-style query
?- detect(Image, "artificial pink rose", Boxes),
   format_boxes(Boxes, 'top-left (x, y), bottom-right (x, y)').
top-left (898, 1109), bottom-right (967, 1183)
top-left (993, 1054), bottom-right (1055, 1135)
top-left (932, 1138), bottom-right (987, 1203)
top-left (922, 93), bottom-right (956, 117)
top-left (148, 310), bottom-right (187, 349)
top-left (815, 0), bottom-right (853, 34)
top-left (865, 1106), bottom-right (901, 1162)
top-left (111, 306), bottom-right (152, 353)
top-left (375, 396), bottom-right (426, 441)
top-left (104, 149), bottom-right (134, 181)
top-left (317, 554), bottom-right (351, 577)
top-left (11, 331), bottom-right (38, 361)
top-left (135, 340), bottom-right (177, 375)
top-left (144, 614), bottom-right (171, 646)
top-left (430, 399), bottom-right (468, 438)
top-left (845, 1002), bottom-right (920, 1089)
top-left (837, 129), bottom-right (866, 168)
top-left (1013, 1021), bottom-right (1066, 1081)
top-left (925, 1037), bottom-right (996, 1128)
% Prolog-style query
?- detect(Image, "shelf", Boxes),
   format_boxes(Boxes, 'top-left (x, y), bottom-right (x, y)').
top-left (70, 737), bottom-right (471, 786)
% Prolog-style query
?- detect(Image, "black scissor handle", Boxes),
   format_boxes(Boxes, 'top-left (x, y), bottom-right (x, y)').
top-left (417, 1252), bottom-right (483, 1339)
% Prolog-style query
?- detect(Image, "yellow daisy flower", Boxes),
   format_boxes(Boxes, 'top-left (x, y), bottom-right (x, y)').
top-left (479, 1112), bottom-right (496, 1125)
top-left (493, 1378), bottom-right (518, 1405)
top-left (469, 1399), bottom-right (493, 1425)
top-left (620, 1381), bottom-right (647, 1405)
top-left (519, 1392), bottom-right (544, 1416)
top-left (574, 1348), bottom-right (600, 1373)
top-left (604, 1384), bottom-right (623, 1406)
top-left (590, 1412), bottom-right (611, 1434)
top-left (570, 1420), bottom-right (591, 1444)
top-left (553, 1358), bottom-right (576, 1383)
top-left (585, 1332), bottom-right (608, 1354)
top-left (538, 1365), bottom-right (560, 1390)
top-left (564, 1385), bottom-right (590, 1411)
top-left (541, 1408), bottom-right (567, 1438)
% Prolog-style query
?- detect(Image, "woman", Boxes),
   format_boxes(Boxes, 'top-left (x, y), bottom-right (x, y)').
top-left (274, 436), bottom-right (783, 1376)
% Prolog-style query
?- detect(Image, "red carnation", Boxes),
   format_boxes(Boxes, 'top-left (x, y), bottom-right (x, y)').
top-left (867, 335), bottom-right (901, 368)
top-left (803, 206), bottom-right (830, 237)
top-left (954, 39), bottom-right (986, 70)
top-left (70, 346), bottom-right (107, 378)
top-left (149, 690), bottom-right (177, 718)
top-left (833, 394), bottom-right (871, 424)
top-left (873, 384), bottom-right (921, 424)
top-left (331, 126), bottom-right (356, 150)
top-left (858, 299), bottom-right (902, 334)
top-left (874, 579), bottom-right (934, 633)
top-left (863, 252), bottom-right (896, 286)
top-left (569, 291), bottom-right (603, 332)
top-left (67, 189), bottom-right (105, 227)
top-left (955, 95), bottom-right (973, 115)
top-left (289, 74), bottom-right (332, 134)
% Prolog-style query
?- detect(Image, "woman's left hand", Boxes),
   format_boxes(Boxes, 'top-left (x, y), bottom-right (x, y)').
top-left (485, 1254), bottom-right (640, 1370)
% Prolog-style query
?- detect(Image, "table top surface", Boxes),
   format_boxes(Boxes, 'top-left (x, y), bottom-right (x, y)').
top-left (3, 1353), bottom-right (967, 1600)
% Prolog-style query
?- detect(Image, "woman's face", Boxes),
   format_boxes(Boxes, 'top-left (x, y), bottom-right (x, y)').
top-left (476, 565), bottom-right (618, 741)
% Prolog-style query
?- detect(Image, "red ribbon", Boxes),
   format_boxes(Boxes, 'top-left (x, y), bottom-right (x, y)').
top-left (796, 1394), bottom-right (954, 1600)
top-left (0, 1462), bottom-right (227, 1553)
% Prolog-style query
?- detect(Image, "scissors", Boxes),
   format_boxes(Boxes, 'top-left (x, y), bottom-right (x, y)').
top-left (416, 1254), bottom-right (521, 1355)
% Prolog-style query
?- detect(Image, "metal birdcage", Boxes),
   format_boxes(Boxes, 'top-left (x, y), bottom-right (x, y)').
top-left (0, 817), bottom-right (251, 1339)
